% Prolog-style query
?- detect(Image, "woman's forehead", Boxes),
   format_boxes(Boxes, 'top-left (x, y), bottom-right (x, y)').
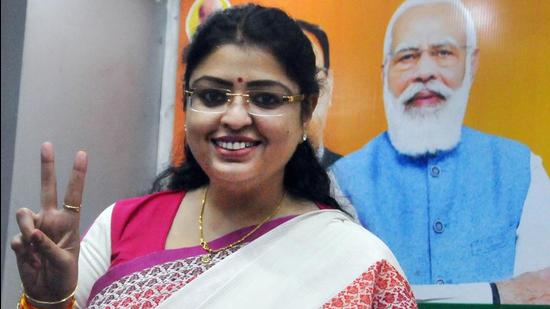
top-left (191, 76), bottom-right (294, 94)
top-left (190, 44), bottom-right (299, 92)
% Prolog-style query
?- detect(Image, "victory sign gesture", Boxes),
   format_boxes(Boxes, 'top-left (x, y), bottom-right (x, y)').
top-left (11, 142), bottom-right (88, 307)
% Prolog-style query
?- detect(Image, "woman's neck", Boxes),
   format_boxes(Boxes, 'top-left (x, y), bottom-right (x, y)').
top-left (205, 179), bottom-right (286, 225)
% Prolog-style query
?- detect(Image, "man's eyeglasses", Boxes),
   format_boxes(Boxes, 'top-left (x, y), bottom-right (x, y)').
top-left (388, 44), bottom-right (471, 71)
top-left (185, 88), bottom-right (305, 117)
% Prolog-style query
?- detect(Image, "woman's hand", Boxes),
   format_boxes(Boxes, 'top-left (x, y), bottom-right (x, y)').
top-left (11, 142), bottom-right (88, 306)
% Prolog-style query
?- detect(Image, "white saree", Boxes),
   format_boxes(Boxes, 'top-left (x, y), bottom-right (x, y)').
top-left (157, 210), bottom-right (414, 308)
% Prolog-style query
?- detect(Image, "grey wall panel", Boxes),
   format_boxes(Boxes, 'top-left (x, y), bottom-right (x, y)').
top-left (1, 1), bottom-right (166, 306)
top-left (1, 0), bottom-right (27, 294)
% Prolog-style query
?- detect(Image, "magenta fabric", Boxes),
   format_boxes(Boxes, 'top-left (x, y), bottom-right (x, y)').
top-left (110, 191), bottom-right (185, 268)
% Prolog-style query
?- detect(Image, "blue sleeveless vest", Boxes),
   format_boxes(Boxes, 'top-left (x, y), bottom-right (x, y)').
top-left (332, 127), bottom-right (530, 284)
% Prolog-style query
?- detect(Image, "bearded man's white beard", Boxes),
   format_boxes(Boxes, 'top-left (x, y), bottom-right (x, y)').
top-left (383, 78), bottom-right (472, 157)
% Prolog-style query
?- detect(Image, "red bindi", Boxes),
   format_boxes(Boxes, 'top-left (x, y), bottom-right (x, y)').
top-left (237, 77), bottom-right (244, 83)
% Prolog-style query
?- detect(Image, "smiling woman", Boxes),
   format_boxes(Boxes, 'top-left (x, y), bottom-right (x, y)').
top-left (185, 44), bottom-right (305, 188)
top-left (11, 4), bottom-right (415, 308)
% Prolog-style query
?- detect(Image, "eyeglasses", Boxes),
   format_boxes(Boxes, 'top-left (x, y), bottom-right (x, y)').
top-left (388, 44), bottom-right (471, 72)
top-left (185, 88), bottom-right (305, 117)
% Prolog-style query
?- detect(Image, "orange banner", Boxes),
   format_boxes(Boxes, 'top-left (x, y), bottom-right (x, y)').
top-left (174, 0), bottom-right (550, 169)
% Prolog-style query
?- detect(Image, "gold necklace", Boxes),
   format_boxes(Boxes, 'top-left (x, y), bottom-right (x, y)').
top-left (198, 186), bottom-right (285, 264)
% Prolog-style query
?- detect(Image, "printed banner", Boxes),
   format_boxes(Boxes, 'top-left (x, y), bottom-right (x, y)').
top-left (173, 0), bottom-right (550, 304)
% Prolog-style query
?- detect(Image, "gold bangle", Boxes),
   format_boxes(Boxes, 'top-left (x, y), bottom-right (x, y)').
top-left (22, 285), bottom-right (77, 306)
top-left (19, 293), bottom-right (76, 309)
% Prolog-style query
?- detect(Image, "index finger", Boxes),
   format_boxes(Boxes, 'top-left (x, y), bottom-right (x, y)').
top-left (15, 208), bottom-right (37, 243)
top-left (63, 150), bottom-right (88, 215)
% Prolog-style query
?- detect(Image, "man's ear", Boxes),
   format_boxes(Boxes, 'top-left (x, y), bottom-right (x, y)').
top-left (303, 95), bottom-right (318, 123)
top-left (471, 48), bottom-right (480, 78)
top-left (325, 69), bottom-right (335, 104)
top-left (309, 95), bottom-right (319, 116)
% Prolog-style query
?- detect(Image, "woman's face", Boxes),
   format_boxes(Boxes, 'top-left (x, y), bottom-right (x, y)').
top-left (186, 44), bottom-right (308, 188)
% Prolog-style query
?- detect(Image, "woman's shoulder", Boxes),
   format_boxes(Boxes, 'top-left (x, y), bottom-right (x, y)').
top-left (340, 213), bottom-right (399, 259)
top-left (108, 191), bottom-right (187, 265)
top-left (110, 191), bottom-right (186, 233)
top-left (115, 190), bottom-right (185, 205)
top-left (309, 210), bottom-right (405, 273)
top-left (113, 190), bottom-right (185, 213)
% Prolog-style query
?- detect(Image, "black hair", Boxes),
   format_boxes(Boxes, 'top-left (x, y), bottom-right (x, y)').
top-left (296, 19), bottom-right (330, 70)
top-left (152, 4), bottom-right (340, 210)
top-left (184, 4), bottom-right (319, 109)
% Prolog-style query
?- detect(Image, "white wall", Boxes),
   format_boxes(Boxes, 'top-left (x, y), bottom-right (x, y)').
top-left (1, 1), bottom-right (166, 306)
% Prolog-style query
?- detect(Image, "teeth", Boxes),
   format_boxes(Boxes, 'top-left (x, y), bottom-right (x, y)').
top-left (216, 141), bottom-right (255, 150)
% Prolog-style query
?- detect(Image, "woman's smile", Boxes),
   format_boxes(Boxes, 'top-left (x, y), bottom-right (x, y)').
top-left (211, 135), bottom-right (262, 160)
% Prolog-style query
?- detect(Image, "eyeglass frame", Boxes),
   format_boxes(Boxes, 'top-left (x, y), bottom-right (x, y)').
top-left (184, 88), bottom-right (306, 117)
